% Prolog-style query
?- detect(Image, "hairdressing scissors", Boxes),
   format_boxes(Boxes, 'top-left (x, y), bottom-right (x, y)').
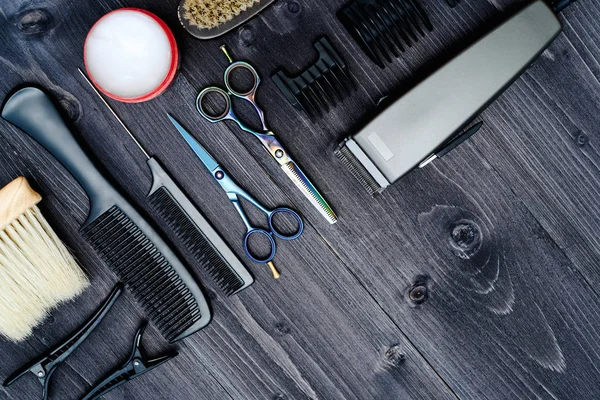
top-left (195, 45), bottom-right (338, 225)
top-left (168, 115), bottom-right (303, 278)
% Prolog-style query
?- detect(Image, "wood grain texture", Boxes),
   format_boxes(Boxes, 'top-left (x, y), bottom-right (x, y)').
top-left (0, 0), bottom-right (454, 399)
top-left (0, 0), bottom-right (599, 399)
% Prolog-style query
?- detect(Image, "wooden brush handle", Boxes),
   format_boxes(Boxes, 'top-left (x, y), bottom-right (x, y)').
top-left (0, 177), bottom-right (42, 230)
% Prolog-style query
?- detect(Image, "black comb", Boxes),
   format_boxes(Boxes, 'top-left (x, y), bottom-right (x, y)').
top-left (1, 87), bottom-right (211, 342)
top-left (272, 37), bottom-right (354, 118)
top-left (338, 0), bottom-right (433, 68)
top-left (147, 184), bottom-right (252, 295)
top-left (78, 69), bottom-right (253, 296)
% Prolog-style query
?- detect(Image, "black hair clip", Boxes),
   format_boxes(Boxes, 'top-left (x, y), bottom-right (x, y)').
top-left (3, 284), bottom-right (124, 400)
top-left (272, 37), bottom-right (354, 119)
top-left (338, 0), bottom-right (433, 68)
top-left (81, 322), bottom-right (178, 400)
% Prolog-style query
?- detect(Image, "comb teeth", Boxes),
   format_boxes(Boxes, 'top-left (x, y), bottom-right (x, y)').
top-left (335, 143), bottom-right (384, 196)
top-left (82, 206), bottom-right (202, 341)
top-left (147, 187), bottom-right (245, 296)
top-left (272, 37), bottom-right (355, 119)
top-left (338, 0), bottom-right (433, 68)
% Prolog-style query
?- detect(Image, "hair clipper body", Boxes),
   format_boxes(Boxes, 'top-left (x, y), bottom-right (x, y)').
top-left (335, 0), bottom-right (562, 196)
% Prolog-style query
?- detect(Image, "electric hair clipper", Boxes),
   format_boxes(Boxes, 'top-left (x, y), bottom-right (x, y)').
top-left (335, 0), bottom-right (563, 195)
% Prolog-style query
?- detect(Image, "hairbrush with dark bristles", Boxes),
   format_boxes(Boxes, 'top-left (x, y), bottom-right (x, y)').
top-left (79, 69), bottom-right (254, 297)
top-left (272, 37), bottom-right (354, 118)
top-left (1, 87), bottom-right (211, 342)
top-left (338, 0), bottom-right (433, 68)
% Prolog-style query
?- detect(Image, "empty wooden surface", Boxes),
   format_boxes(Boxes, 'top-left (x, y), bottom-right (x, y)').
top-left (0, 0), bottom-right (598, 399)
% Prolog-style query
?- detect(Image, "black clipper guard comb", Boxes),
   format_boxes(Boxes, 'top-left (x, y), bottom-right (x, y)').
top-left (3, 284), bottom-right (123, 400)
top-left (272, 37), bottom-right (354, 119)
top-left (338, 0), bottom-right (433, 68)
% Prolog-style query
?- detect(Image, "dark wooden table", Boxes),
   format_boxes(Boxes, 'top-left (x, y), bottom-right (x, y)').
top-left (0, 0), bottom-right (599, 399)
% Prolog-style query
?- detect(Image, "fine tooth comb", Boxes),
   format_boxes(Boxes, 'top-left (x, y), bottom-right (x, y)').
top-left (272, 37), bottom-right (354, 118)
top-left (338, 0), bottom-right (433, 68)
top-left (1, 87), bottom-right (211, 342)
top-left (78, 69), bottom-right (253, 296)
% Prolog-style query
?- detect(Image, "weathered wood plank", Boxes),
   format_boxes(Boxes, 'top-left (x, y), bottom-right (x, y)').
top-left (0, 0), bottom-right (457, 399)
top-left (171, 0), bottom-right (600, 398)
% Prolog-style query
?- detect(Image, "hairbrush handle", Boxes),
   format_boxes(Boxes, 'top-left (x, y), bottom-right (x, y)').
top-left (1, 87), bottom-right (120, 227)
top-left (0, 177), bottom-right (42, 230)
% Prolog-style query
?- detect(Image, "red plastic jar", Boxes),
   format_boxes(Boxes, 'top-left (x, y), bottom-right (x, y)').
top-left (84, 8), bottom-right (179, 103)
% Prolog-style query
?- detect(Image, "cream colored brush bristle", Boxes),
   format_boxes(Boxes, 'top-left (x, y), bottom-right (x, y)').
top-left (0, 178), bottom-right (89, 342)
top-left (182, 0), bottom-right (260, 29)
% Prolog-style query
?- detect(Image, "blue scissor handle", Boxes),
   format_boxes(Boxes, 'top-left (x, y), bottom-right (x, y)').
top-left (243, 228), bottom-right (277, 264)
top-left (268, 208), bottom-right (304, 240)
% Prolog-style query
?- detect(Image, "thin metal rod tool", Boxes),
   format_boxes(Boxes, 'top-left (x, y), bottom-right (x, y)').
top-left (77, 68), bottom-right (150, 159)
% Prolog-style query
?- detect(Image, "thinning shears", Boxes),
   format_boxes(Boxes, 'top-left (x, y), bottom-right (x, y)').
top-left (195, 45), bottom-right (338, 225)
top-left (168, 115), bottom-right (303, 278)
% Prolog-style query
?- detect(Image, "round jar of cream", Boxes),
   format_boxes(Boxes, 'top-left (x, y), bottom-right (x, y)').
top-left (84, 8), bottom-right (179, 103)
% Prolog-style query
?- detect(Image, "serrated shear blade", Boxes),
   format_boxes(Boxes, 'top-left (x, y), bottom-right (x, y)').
top-left (281, 161), bottom-right (337, 224)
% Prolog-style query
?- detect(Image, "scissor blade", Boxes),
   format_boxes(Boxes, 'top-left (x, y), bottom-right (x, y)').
top-left (281, 161), bottom-right (337, 224)
top-left (168, 114), bottom-right (219, 172)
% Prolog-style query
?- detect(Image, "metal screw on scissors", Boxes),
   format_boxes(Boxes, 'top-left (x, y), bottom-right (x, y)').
top-left (195, 45), bottom-right (338, 225)
top-left (168, 115), bottom-right (304, 278)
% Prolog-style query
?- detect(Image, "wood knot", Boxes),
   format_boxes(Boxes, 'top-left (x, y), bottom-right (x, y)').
top-left (275, 322), bottom-right (290, 335)
top-left (450, 219), bottom-right (482, 259)
top-left (15, 8), bottom-right (55, 36)
top-left (57, 97), bottom-right (81, 122)
top-left (384, 345), bottom-right (405, 367)
top-left (409, 285), bottom-right (427, 304)
top-left (50, 90), bottom-right (82, 122)
top-left (238, 26), bottom-right (255, 47)
top-left (576, 133), bottom-right (589, 147)
top-left (206, 288), bottom-right (218, 301)
top-left (408, 275), bottom-right (430, 305)
top-left (286, 1), bottom-right (301, 14)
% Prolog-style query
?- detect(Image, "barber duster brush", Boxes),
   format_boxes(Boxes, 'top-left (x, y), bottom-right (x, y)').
top-left (0, 177), bottom-right (88, 341)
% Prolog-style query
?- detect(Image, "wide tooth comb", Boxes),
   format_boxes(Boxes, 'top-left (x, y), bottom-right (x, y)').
top-left (1, 87), bottom-right (212, 342)
top-left (338, 0), bottom-right (433, 68)
top-left (272, 37), bottom-right (354, 119)
top-left (81, 206), bottom-right (203, 342)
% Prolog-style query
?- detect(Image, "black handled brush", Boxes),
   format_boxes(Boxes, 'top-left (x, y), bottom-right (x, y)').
top-left (78, 69), bottom-right (254, 296)
top-left (1, 87), bottom-right (210, 342)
